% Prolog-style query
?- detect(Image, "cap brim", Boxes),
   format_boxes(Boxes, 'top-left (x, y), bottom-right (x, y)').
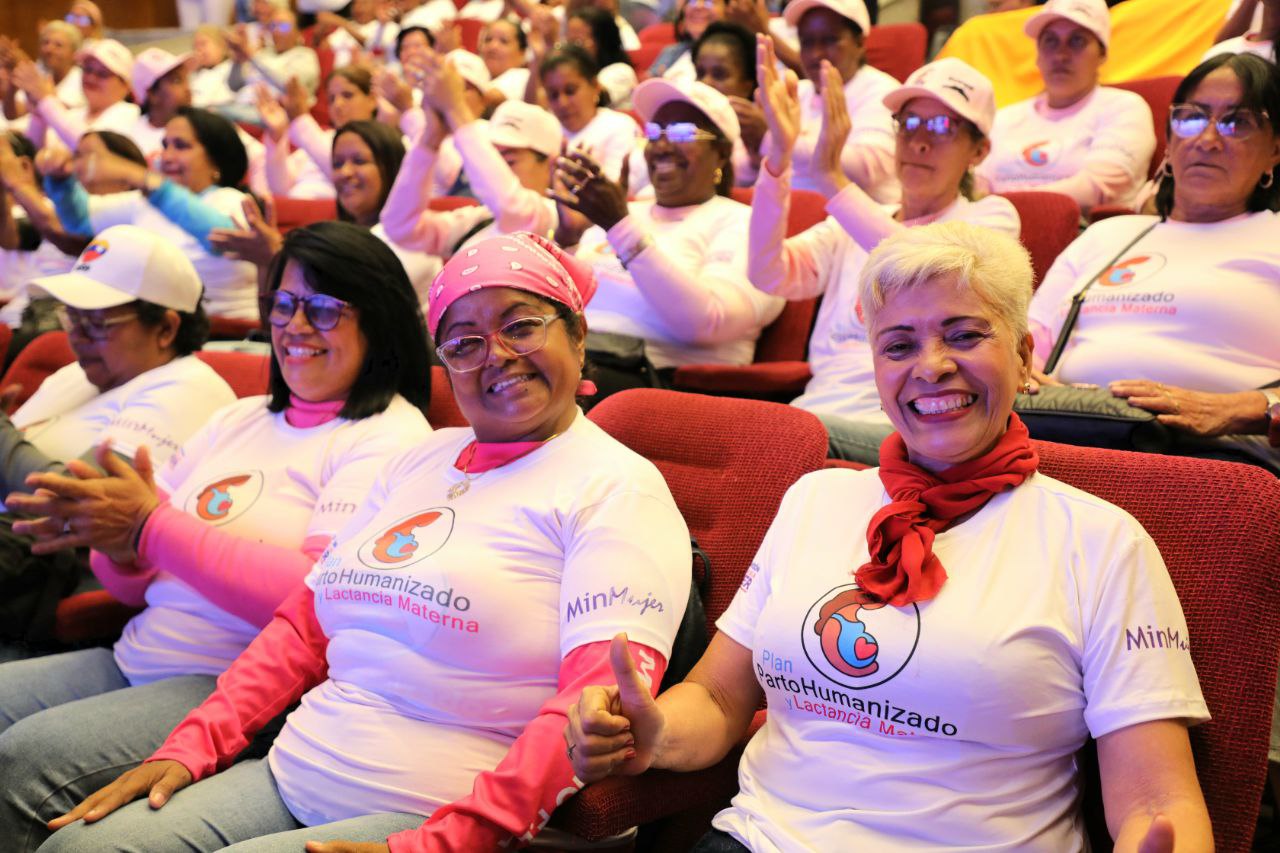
top-left (632, 78), bottom-right (685, 124)
top-left (883, 84), bottom-right (942, 115)
top-left (29, 272), bottom-right (138, 310)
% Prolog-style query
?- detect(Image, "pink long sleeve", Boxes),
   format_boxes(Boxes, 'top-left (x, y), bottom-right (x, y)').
top-left (264, 135), bottom-right (301, 197)
top-left (1031, 160), bottom-right (1137, 213)
top-left (138, 502), bottom-right (328, 628)
top-left (378, 144), bottom-right (490, 256)
top-left (148, 586), bottom-right (329, 779)
top-left (747, 164), bottom-right (854, 302)
top-left (841, 141), bottom-right (896, 204)
top-left (452, 121), bottom-right (555, 237)
top-left (288, 114), bottom-right (335, 180)
top-left (34, 95), bottom-right (86, 149)
top-left (388, 639), bottom-right (668, 852)
top-left (89, 549), bottom-right (159, 608)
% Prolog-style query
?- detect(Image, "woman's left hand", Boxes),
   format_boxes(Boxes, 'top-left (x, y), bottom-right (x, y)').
top-left (550, 150), bottom-right (629, 232)
top-left (11, 60), bottom-right (53, 103)
top-left (8, 443), bottom-right (160, 563)
top-left (810, 60), bottom-right (851, 198)
top-left (74, 148), bottom-right (150, 193)
top-left (304, 842), bottom-right (390, 853)
top-left (1110, 380), bottom-right (1268, 437)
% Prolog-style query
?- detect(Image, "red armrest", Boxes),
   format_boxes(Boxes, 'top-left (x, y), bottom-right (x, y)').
top-left (53, 590), bottom-right (142, 645)
top-left (1088, 204), bottom-right (1134, 223)
top-left (551, 711), bottom-right (767, 841)
top-left (823, 458), bottom-right (870, 471)
top-left (671, 362), bottom-right (811, 401)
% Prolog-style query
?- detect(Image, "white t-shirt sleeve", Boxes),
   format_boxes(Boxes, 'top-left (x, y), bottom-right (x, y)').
top-left (97, 363), bottom-right (235, 466)
top-left (558, 489), bottom-right (691, 659)
top-left (1079, 527), bottom-right (1210, 737)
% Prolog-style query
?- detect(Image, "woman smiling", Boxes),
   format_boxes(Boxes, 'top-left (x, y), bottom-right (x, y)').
top-left (32, 232), bottom-right (691, 853)
top-left (566, 221), bottom-right (1212, 853)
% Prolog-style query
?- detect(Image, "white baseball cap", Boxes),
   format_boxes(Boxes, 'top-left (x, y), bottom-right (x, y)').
top-left (489, 101), bottom-right (563, 157)
top-left (131, 47), bottom-right (191, 105)
top-left (633, 78), bottom-right (740, 145)
top-left (783, 0), bottom-right (871, 35)
top-left (1024, 0), bottom-right (1110, 51)
top-left (882, 58), bottom-right (997, 137)
top-left (78, 38), bottom-right (134, 84)
top-left (446, 49), bottom-right (492, 93)
top-left (32, 225), bottom-right (203, 313)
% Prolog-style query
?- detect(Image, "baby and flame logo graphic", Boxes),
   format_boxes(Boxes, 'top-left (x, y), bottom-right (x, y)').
top-left (186, 471), bottom-right (264, 525)
top-left (801, 584), bottom-right (920, 690)
top-left (1098, 253), bottom-right (1166, 286)
top-left (357, 507), bottom-right (454, 569)
top-left (1021, 140), bottom-right (1056, 167)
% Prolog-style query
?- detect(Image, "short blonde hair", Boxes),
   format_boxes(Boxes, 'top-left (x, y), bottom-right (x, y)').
top-left (858, 220), bottom-right (1033, 340)
top-left (40, 19), bottom-right (83, 51)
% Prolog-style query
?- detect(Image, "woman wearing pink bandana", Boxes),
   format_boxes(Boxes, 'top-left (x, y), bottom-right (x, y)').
top-left (566, 222), bottom-right (1211, 852)
top-left (43, 232), bottom-right (692, 853)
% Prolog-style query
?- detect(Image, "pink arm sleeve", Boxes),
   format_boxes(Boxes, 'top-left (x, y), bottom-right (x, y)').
top-left (842, 142), bottom-right (896, 200)
top-left (89, 549), bottom-right (159, 608)
top-left (148, 586), bottom-right (329, 779)
top-left (288, 114), bottom-right (335, 180)
top-left (387, 639), bottom-right (669, 852)
top-left (35, 95), bottom-right (86, 149)
top-left (137, 502), bottom-right (328, 628)
top-left (454, 121), bottom-right (555, 237)
top-left (748, 164), bottom-right (838, 301)
top-left (264, 135), bottom-right (301, 197)
top-left (379, 144), bottom-right (441, 247)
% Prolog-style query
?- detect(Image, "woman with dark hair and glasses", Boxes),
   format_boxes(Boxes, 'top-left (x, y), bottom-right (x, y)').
top-left (1028, 52), bottom-right (1280, 474)
top-left (0, 221), bottom-right (432, 851)
top-left (554, 77), bottom-right (782, 396)
top-left (749, 52), bottom-right (1018, 463)
top-left (35, 232), bottom-right (689, 853)
top-left (41, 106), bottom-right (260, 319)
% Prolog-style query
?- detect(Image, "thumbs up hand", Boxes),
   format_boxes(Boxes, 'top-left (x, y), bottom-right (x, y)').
top-left (564, 633), bottom-right (666, 783)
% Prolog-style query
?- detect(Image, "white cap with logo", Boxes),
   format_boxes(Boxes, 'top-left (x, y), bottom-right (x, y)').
top-left (446, 49), bottom-right (492, 93)
top-left (783, 0), bottom-right (871, 34)
top-left (131, 47), bottom-right (191, 105)
top-left (77, 38), bottom-right (134, 84)
top-left (882, 58), bottom-right (997, 137)
top-left (1024, 0), bottom-right (1111, 51)
top-left (32, 225), bottom-right (203, 313)
top-left (488, 101), bottom-right (564, 158)
top-left (633, 78), bottom-right (741, 145)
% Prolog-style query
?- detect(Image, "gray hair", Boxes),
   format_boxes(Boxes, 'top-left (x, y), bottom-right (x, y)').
top-left (857, 220), bottom-right (1033, 340)
top-left (40, 20), bottom-right (84, 51)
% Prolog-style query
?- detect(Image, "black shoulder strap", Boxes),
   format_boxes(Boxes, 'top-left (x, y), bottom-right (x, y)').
top-left (449, 215), bottom-right (495, 257)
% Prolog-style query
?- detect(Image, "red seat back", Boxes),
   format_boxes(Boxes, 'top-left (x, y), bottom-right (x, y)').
top-left (1, 331), bottom-right (76, 412)
top-left (865, 22), bottom-right (928, 83)
top-left (637, 21), bottom-right (676, 44)
top-left (1034, 441), bottom-right (1280, 853)
top-left (273, 197), bottom-right (339, 233)
top-left (195, 350), bottom-right (270, 398)
top-left (207, 316), bottom-right (262, 341)
top-left (999, 191), bottom-right (1081, 289)
top-left (588, 389), bottom-right (828, 627)
top-left (456, 18), bottom-right (487, 53)
top-left (1110, 76), bottom-right (1181, 181)
top-left (426, 365), bottom-right (469, 429)
top-left (627, 42), bottom-right (669, 79)
top-left (428, 196), bottom-right (482, 212)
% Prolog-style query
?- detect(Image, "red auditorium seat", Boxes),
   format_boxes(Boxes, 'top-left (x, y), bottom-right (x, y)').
top-left (195, 350), bottom-right (270, 398)
top-left (457, 18), bottom-right (487, 53)
top-left (427, 365), bottom-right (469, 429)
top-left (1110, 76), bottom-right (1180, 182)
top-left (207, 316), bottom-right (262, 341)
top-left (627, 42), bottom-right (669, 79)
top-left (274, 197), bottom-right (339, 233)
top-left (551, 440), bottom-right (1280, 852)
top-left (999, 190), bottom-right (1081, 289)
top-left (669, 188), bottom-right (830, 401)
top-left (865, 22), bottom-right (928, 83)
top-left (1, 330), bottom-right (75, 413)
top-left (428, 196), bottom-right (482, 212)
top-left (552, 389), bottom-right (828, 848)
top-left (637, 22), bottom-right (676, 44)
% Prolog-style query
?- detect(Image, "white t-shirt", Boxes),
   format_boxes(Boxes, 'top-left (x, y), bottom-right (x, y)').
top-left (86, 186), bottom-right (259, 319)
top-left (266, 414), bottom-right (691, 826)
top-left (235, 46), bottom-right (322, 105)
top-left (564, 108), bottom-right (640, 183)
top-left (1202, 33), bottom-right (1277, 62)
top-left (977, 87), bottom-right (1155, 209)
top-left (190, 61), bottom-right (235, 108)
top-left (34, 99), bottom-right (141, 150)
top-left (598, 62), bottom-right (638, 112)
top-left (54, 67), bottom-right (87, 111)
top-left (327, 19), bottom-right (401, 67)
top-left (713, 468), bottom-right (1208, 852)
top-left (400, 0), bottom-right (457, 32)
top-left (790, 67), bottom-right (899, 203)
top-left (12, 355), bottom-right (235, 468)
top-left (489, 67), bottom-right (531, 103)
top-left (1029, 211), bottom-right (1280, 466)
top-left (115, 394), bottom-right (431, 686)
top-left (578, 195), bottom-right (784, 368)
top-left (0, 233), bottom-right (76, 307)
top-left (129, 115), bottom-right (167, 162)
top-left (371, 222), bottom-right (442, 307)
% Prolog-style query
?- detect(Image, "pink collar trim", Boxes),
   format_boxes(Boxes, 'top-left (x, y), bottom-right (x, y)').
top-left (285, 395), bottom-right (345, 428)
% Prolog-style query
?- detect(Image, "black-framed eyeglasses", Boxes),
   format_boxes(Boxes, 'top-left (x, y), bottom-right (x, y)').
top-left (643, 122), bottom-right (719, 145)
top-left (263, 291), bottom-right (352, 331)
top-left (436, 314), bottom-right (562, 372)
top-left (56, 305), bottom-right (139, 341)
top-left (1169, 104), bottom-right (1271, 141)
top-left (892, 112), bottom-right (962, 140)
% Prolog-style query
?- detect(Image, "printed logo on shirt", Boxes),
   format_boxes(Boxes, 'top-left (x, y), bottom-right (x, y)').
top-left (1021, 141), bottom-right (1056, 167)
top-left (800, 584), bottom-right (920, 690)
top-left (357, 507), bottom-right (455, 570)
top-left (1097, 253), bottom-right (1167, 287)
top-left (187, 471), bottom-right (264, 525)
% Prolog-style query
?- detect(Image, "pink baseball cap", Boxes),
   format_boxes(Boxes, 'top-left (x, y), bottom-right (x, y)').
top-left (882, 58), bottom-right (997, 137)
top-left (78, 38), bottom-right (134, 84)
top-left (1024, 0), bottom-right (1110, 51)
top-left (632, 78), bottom-right (740, 145)
top-left (783, 0), bottom-right (871, 34)
top-left (131, 47), bottom-right (190, 105)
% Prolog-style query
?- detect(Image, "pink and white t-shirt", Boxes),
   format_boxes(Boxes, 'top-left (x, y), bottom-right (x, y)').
top-left (114, 394), bottom-right (431, 686)
top-left (977, 87), bottom-right (1155, 211)
top-left (564, 108), bottom-right (641, 183)
top-left (713, 468), bottom-right (1208, 852)
top-left (788, 67), bottom-right (899, 203)
top-left (265, 413), bottom-right (690, 826)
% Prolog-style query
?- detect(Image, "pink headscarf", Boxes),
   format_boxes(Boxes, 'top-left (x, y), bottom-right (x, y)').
top-left (427, 232), bottom-right (598, 336)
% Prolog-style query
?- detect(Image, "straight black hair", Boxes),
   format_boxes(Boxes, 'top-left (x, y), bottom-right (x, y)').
top-left (263, 221), bottom-right (432, 420)
top-left (174, 106), bottom-right (248, 188)
top-left (692, 22), bottom-right (757, 99)
top-left (331, 120), bottom-right (405, 222)
top-left (86, 130), bottom-right (147, 166)
top-left (395, 25), bottom-right (435, 60)
top-left (540, 44), bottom-right (609, 107)
top-left (569, 7), bottom-right (632, 70)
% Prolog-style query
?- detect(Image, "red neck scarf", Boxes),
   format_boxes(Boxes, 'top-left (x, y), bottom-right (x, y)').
top-left (856, 415), bottom-right (1039, 607)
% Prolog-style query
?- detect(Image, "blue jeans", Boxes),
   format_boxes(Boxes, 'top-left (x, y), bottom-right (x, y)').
top-left (0, 648), bottom-right (218, 852)
top-left (39, 758), bottom-right (424, 852)
top-left (816, 413), bottom-right (894, 466)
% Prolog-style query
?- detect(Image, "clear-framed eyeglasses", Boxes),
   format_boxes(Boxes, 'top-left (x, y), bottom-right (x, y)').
top-left (436, 314), bottom-right (564, 372)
